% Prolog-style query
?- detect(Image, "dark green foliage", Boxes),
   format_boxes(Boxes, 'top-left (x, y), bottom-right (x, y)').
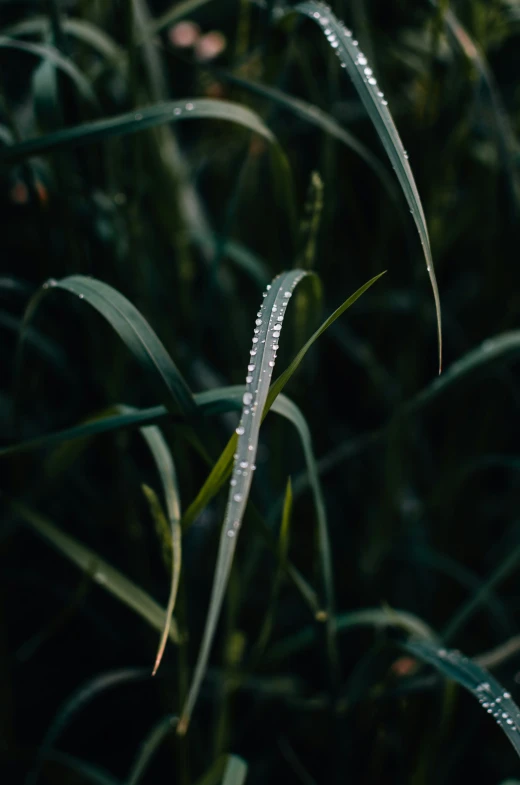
top-left (1, 1), bottom-right (519, 783)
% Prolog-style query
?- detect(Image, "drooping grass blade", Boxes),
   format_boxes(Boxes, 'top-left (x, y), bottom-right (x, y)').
top-left (405, 640), bottom-right (520, 759)
top-left (125, 715), bottom-right (176, 785)
top-left (0, 36), bottom-right (98, 108)
top-left (284, 1), bottom-right (442, 372)
top-left (1, 99), bottom-right (275, 163)
top-left (13, 503), bottom-right (180, 643)
top-left (21, 276), bottom-right (196, 416)
top-left (117, 406), bottom-right (182, 674)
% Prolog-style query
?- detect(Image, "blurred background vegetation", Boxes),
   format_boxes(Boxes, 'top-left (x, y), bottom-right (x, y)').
top-left (1, 0), bottom-right (520, 783)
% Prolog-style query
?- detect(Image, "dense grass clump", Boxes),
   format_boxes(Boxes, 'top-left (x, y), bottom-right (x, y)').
top-left (1, 1), bottom-right (519, 783)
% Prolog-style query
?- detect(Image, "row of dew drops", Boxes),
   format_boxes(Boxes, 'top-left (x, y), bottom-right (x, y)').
top-left (437, 648), bottom-right (519, 732)
top-left (225, 274), bottom-right (305, 539)
top-left (305, 2), bottom-right (410, 160)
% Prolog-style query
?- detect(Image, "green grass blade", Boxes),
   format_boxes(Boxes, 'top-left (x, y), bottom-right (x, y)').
top-left (13, 503), bottom-right (180, 643)
top-left (33, 276), bottom-right (196, 415)
top-left (26, 668), bottom-right (146, 785)
top-left (177, 270), bottom-right (308, 734)
top-left (116, 406), bottom-right (182, 674)
top-left (222, 756), bottom-right (248, 785)
top-left (4, 16), bottom-right (126, 69)
top-left (1, 99), bottom-right (275, 163)
top-left (183, 273), bottom-right (384, 528)
top-left (268, 606), bottom-right (436, 663)
top-left (220, 71), bottom-right (401, 208)
top-left (0, 36), bottom-right (98, 109)
top-left (404, 640), bottom-right (520, 759)
top-left (286, 1), bottom-right (442, 372)
top-left (126, 715), bottom-right (176, 785)
top-left (253, 478), bottom-right (293, 657)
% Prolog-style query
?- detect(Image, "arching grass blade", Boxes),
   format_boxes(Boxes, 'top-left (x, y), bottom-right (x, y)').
top-left (284, 1), bottom-right (442, 372)
top-left (1, 99), bottom-right (275, 163)
top-left (405, 640), bottom-right (520, 759)
top-left (125, 715), bottom-right (176, 785)
top-left (13, 503), bottom-right (180, 643)
top-left (21, 276), bottom-right (196, 416)
top-left (0, 36), bottom-right (98, 109)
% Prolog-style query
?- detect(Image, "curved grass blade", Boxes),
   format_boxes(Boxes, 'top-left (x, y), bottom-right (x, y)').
top-left (26, 276), bottom-right (196, 416)
top-left (268, 606), bottom-right (436, 663)
top-left (126, 715), bottom-right (176, 785)
top-left (0, 36), bottom-right (98, 109)
top-left (177, 270), bottom-right (309, 734)
top-left (1, 99), bottom-right (275, 164)
top-left (434, 3), bottom-right (520, 212)
top-left (220, 70), bottom-right (401, 208)
top-left (4, 17), bottom-right (126, 70)
top-left (404, 640), bottom-right (520, 759)
top-left (46, 753), bottom-right (122, 785)
top-left (183, 272), bottom-right (385, 529)
top-left (115, 405), bottom-right (182, 674)
top-left (25, 668), bottom-right (147, 785)
top-left (285, 1), bottom-right (442, 372)
top-left (13, 502), bottom-right (180, 644)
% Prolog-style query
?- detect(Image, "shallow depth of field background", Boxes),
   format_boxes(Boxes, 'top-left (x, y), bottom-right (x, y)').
top-left (1, 0), bottom-right (520, 783)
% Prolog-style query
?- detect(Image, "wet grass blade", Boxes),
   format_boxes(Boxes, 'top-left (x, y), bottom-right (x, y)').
top-left (183, 272), bottom-right (384, 529)
top-left (27, 276), bottom-right (196, 415)
top-left (285, 1), bottom-right (442, 372)
top-left (13, 503), bottom-right (180, 643)
top-left (404, 640), bottom-right (520, 759)
top-left (1, 99), bottom-right (275, 163)
top-left (177, 270), bottom-right (308, 734)
top-left (0, 36), bottom-right (98, 109)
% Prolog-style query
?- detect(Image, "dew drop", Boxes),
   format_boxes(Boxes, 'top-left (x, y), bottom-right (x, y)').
top-left (268, 360), bottom-right (275, 367)
top-left (246, 375), bottom-right (253, 383)
top-left (252, 337), bottom-right (258, 344)
top-left (236, 426), bottom-right (245, 435)
top-left (174, 107), bottom-right (181, 116)
top-left (255, 319), bottom-right (262, 326)
top-left (135, 113), bottom-right (143, 120)
top-left (233, 493), bottom-right (243, 502)
top-left (250, 349), bottom-right (257, 356)
top-left (227, 530), bottom-right (235, 538)
top-left (368, 77), bottom-right (377, 85)
top-left (185, 102), bottom-right (194, 111)
top-left (239, 461), bottom-right (248, 469)
top-left (248, 364), bottom-right (255, 371)
top-left (243, 392), bottom-right (253, 405)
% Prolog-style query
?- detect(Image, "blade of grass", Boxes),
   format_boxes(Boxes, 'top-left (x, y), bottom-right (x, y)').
top-left (1, 98), bottom-right (276, 163)
top-left (177, 270), bottom-right (309, 734)
top-left (25, 668), bottom-right (148, 785)
top-left (126, 715), bottom-right (177, 785)
top-left (0, 36), bottom-right (98, 108)
top-left (20, 276), bottom-right (196, 416)
top-left (183, 272), bottom-right (385, 529)
top-left (219, 70), bottom-right (401, 208)
top-left (284, 1), bottom-right (442, 372)
top-left (116, 406), bottom-right (182, 674)
top-left (3, 16), bottom-right (126, 69)
top-left (12, 502), bottom-right (180, 644)
top-left (404, 640), bottom-right (520, 759)
top-left (222, 756), bottom-right (248, 785)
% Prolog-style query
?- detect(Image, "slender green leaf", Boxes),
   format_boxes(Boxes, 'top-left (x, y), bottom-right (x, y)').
top-left (1, 99), bottom-right (275, 163)
top-left (222, 756), bottom-right (248, 785)
top-left (405, 640), bottom-right (520, 759)
top-left (177, 270), bottom-right (310, 734)
top-left (285, 1), bottom-right (442, 371)
top-left (4, 16), bottom-right (126, 68)
top-left (0, 36), bottom-right (98, 108)
top-left (114, 405), bottom-right (182, 674)
top-left (126, 715), bottom-right (176, 785)
top-left (27, 276), bottom-right (197, 415)
top-left (220, 70), bottom-right (401, 208)
top-left (26, 668), bottom-right (147, 785)
top-left (13, 503), bottom-right (180, 643)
